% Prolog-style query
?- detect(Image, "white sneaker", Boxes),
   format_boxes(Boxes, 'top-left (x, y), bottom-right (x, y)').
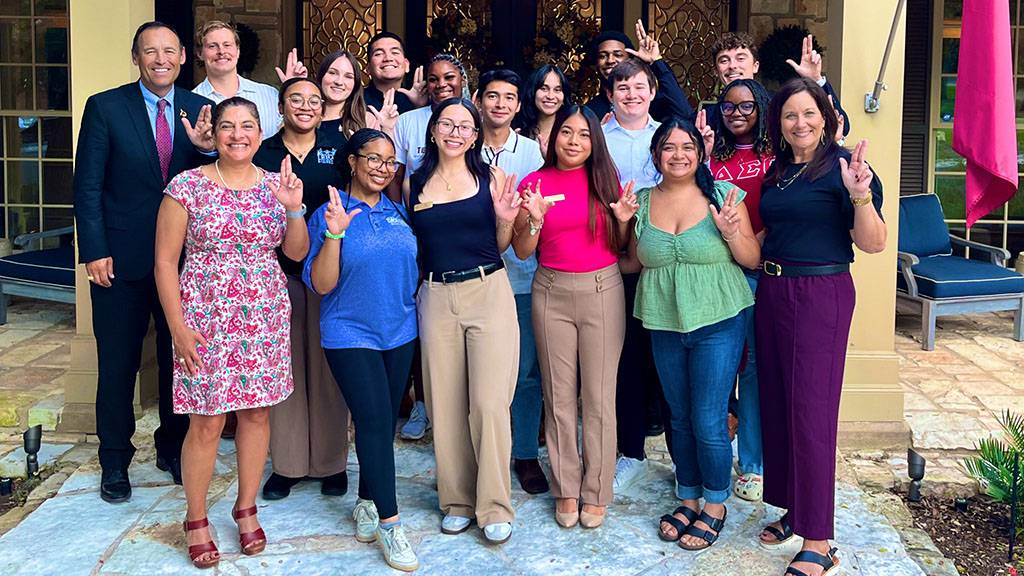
top-left (377, 523), bottom-right (419, 572)
top-left (612, 456), bottom-right (646, 493)
top-left (482, 522), bottom-right (512, 544)
top-left (440, 514), bottom-right (472, 535)
top-left (354, 498), bottom-right (379, 543)
top-left (400, 401), bottom-right (431, 440)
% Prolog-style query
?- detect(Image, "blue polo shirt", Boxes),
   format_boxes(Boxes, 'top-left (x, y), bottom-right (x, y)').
top-left (303, 193), bottom-right (418, 350)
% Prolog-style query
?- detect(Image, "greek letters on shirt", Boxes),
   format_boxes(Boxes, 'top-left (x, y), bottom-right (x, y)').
top-left (713, 156), bottom-right (774, 181)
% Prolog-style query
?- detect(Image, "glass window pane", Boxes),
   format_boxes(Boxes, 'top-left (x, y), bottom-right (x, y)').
top-left (0, 65), bottom-right (33, 109)
top-left (35, 18), bottom-right (68, 64)
top-left (935, 174), bottom-right (966, 219)
top-left (7, 206), bottom-right (38, 242)
top-left (35, 65), bottom-right (67, 110)
top-left (40, 116), bottom-right (69, 158)
top-left (0, 18), bottom-right (32, 63)
top-left (1008, 223), bottom-right (1024, 267)
top-left (941, 38), bottom-right (960, 74)
top-left (1018, 129), bottom-right (1024, 173)
top-left (939, 76), bottom-right (956, 122)
top-left (40, 206), bottom-right (71, 248)
top-left (0, 0), bottom-right (30, 17)
top-left (944, 0), bottom-right (963, 22)
top-left (6, 159), bottom-right (39, 203)
top-left (1018, 76), bottom-right (1024, 120)
top-left (41, 161), bottom-right (69, 204)
top-left (5, 116), bottom-right (38, 158)
top-left (34, 0), bottom-right (68, 17)
top-left (1009, 186), bottom-right (1024, 219)
top-left (966, 222), bottom-right (1007, 257)
top-left (934, 128), bottom-right (966, 172)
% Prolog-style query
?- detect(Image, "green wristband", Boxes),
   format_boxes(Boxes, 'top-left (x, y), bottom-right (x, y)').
top-left (324, 229), bottom-right (346, 240)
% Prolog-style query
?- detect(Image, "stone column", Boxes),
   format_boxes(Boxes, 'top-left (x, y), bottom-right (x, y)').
top-left (833, 0), bottom-right (908, 448)
top-left (62, 0), bottom-right (157, 433)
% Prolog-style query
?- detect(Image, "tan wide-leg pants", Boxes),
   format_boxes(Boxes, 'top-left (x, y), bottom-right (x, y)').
top-left (269, 276), bottom-right (350, 478)
top-left (533, 263), bottom-right (625, 507)
top-left (417, 269), bottom-right (519, 526)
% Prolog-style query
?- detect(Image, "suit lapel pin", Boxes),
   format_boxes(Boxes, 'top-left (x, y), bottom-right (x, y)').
top-left (179, 109), bottom-right (188, 119)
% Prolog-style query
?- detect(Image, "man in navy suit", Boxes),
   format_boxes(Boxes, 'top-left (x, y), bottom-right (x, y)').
top-left (73, 21), bottom-right (215, 503)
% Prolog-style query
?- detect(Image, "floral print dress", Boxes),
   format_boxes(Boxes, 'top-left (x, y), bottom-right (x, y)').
top-left (165, 167), bottom-right (294, 415)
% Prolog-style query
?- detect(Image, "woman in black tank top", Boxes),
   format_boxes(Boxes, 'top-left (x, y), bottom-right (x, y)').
top-left (404, 98), bottom-right (523, 544)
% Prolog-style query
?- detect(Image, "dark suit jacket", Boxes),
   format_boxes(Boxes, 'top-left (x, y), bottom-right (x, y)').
top-left (73, 83), bottom-right (214, 281)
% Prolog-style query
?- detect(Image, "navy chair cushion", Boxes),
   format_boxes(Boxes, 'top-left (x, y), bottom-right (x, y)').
top-left (0, 246), bottom-right (75, 288)
top-left (899, 194), bottom-right (953, 258)
top-left (898, 254), bottom-right (1024, 299)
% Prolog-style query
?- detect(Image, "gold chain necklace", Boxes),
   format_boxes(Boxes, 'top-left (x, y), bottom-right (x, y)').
top-left (435, 171), bottom-right (454, 193)
top-left (776, 163), bottom-right (808, 190)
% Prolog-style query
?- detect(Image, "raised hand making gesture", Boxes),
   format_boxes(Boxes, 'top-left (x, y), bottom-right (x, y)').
top-left (626, 19), bottom-right (662, 63)
top-left (840, 139), bottom-right (874, 201)
top-left (323, 185), bottom-right (363, 236)
top-left (709, 187), bottom-right (742, 240)
top-left (398, 65), bottom-right (428, 108)
top-left (695, 109), bottom-right (715, 159)
top-left (271, 156), bottom-right (304, 212)
top-left (610, 180), bottom-right (639, 223)
top-left (181, 104), bottom-right (214, 152)
top-left (275, 48), bottom-right (309, 83)
top-left (520, 179), bottom-right (553, 223)
top-left (367, 88), bottom-right (400, 134)
top-left (492, 171), bottom-right (524, 224)
top-left (786, 34), bottom-right (824, 83)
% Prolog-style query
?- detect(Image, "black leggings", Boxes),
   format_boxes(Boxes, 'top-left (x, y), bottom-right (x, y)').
top-left (324, 341), bottom-right (416, 519)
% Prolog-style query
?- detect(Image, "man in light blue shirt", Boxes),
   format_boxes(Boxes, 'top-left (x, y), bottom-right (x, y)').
top-left (475, 69), bottom-right (548, 495)
top-left (602, 59), bottom-right (662, 190)
top-left (192, 20), bottom-right (282, 139)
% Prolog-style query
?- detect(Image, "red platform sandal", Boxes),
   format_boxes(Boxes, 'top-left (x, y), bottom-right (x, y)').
top-left (232, 505), bottom-right (267, 555)
top-left (183, 517), bottom-right (220, 569)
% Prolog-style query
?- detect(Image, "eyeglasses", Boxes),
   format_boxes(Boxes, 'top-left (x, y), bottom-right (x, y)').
top-left (286, 94), bottom-right (323, 109)
top-left (434, 118), bottom-right (478, 137)
top-left (720, 101), bottom-right (757, 116)
top-left (356, 153), bottom-right (399, 172)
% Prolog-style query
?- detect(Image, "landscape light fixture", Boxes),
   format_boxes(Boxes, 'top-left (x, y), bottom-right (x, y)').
top-left (907, 448), bottom-right (925, 502)
top-left (23, 424), bottom-right (41, 477)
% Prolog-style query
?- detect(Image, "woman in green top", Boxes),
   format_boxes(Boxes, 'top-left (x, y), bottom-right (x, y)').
top-left (618, 118), bottom-right (759, 551)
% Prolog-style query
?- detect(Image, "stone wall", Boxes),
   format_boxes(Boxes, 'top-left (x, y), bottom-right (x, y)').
top-left (192, 0), bottom-right (286, 86)
top-left (747, 0), bottom-right (830, 42)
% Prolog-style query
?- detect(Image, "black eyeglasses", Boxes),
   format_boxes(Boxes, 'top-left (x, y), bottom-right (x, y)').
top-left (355, 153), bottom-right (399, 172)
top-left (720, 100), bottom-right (757, 116)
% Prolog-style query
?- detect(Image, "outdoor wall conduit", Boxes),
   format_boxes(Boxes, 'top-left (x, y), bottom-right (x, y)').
top-left (865, 0), bottom-right (907, 113)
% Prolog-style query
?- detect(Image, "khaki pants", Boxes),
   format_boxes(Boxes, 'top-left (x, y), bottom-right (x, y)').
top-left (269, 276), bottom-right (350, 478)
top-left (533, 264), bottom-right (624, 506)
top-left (417, 268), bottom-right (519, 526)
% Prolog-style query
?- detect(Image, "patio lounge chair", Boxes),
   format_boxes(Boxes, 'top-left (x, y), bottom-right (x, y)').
top-left (896, 193), bottom-right (1024, 350)
top-left (0, 226), bottom-right (76, 325)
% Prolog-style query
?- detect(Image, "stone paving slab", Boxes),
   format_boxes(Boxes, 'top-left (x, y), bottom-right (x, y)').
top-left (0, 439), bottom-right (925, 576)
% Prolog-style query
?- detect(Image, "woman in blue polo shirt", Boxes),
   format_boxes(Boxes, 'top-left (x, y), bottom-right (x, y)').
top-left (303, 128), bottom-right (419, 572)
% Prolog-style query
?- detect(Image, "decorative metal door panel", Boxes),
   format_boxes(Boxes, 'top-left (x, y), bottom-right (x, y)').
top-left (303, 0), bottom-right (384, 73)
top-left (650, 0), bottom-right (730, 106)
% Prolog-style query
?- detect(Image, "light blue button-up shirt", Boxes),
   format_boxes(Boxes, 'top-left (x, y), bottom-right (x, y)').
top-left (139, 81), bottom-right (176, 141)
top-left (481, 130), bottom-right (545, 295)
top-left (194, 74), bottom-right (282, 140)
top-left (602, 114), bottom-right (661, 189)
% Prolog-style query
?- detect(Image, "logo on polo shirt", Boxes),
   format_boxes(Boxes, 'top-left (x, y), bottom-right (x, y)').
top-left (317, 148), bottom-right (336, 164)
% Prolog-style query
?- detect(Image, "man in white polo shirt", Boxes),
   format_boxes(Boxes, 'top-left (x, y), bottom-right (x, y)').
top-left (474, 68), bottom-right (548, 495)
top-left (192, 20), bottom-right (284, 139)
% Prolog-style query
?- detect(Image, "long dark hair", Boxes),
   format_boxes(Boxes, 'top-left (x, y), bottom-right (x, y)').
top-left (513, 64), bottom-right (573, 140)
top-left (711, 79), bottom-right (772, 161)
top-left (316, 50), bottom-right (368, 137)
top-left (415, 97), bottom-right (490, 188)
top-left (337, 128), bottom-right (395, 190)
top-left (546, 104), bottom-right (621, 252)
top-left (764, 77), bottom-right (840, 187)
top-left (650, 117), bottom-right (719, 208)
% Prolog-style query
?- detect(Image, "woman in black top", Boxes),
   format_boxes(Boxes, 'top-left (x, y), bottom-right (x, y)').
top-left (316, 50), bottom-right (399, 146)
top-left (406, 97), bottom-right (522, 545)
top-left (251, 77), bottom-right (352, 503)
top-left (755, 78), bottom-right (885, 576)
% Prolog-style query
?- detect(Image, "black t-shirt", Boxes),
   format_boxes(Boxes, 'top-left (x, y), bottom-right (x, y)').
top-left (760, 152), bottom-right (884, 265)
top-left (317, 119), bottom-right (350, 150)
top-left (364, 84), bottom-right (417, 115)
top-left (253, 129), bottom-right (343, 275)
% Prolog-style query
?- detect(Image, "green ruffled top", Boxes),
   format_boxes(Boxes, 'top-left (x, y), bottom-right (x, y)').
top-left (633, 181), bottom-right (754, 333)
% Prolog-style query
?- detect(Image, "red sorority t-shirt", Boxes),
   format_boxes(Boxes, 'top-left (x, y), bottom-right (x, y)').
top-left (710, 144), bottom-right (774, 234)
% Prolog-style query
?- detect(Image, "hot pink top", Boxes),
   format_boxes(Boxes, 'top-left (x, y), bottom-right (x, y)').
top-left (518, 166), bottom-right (618, 273)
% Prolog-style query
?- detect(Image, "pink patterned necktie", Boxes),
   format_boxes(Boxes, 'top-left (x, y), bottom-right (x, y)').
top-left (156, 99), bottom-right (172, 181)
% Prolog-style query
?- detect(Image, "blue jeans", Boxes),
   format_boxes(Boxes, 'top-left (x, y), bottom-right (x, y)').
top-left (651, 313), bottom-right (746, 504)
top-left (737, 272), bottom-right (763, 476)
top-left (511, 293), bottom-right (543, 459)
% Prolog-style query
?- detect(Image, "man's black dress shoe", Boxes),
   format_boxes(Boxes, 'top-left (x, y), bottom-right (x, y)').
top-left (262, 473), bottom-right (302, 500)
top-left (156, 454), bottom-right (183, 485)
top-left (320, 471), bottom-right (348, 496)
top-left (100, 468), bottom-right (132, 503)
top-left (513, 458), bottom-right (550, 495)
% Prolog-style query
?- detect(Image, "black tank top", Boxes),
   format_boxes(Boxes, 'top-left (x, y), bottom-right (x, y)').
top-left (408, 170), bottom-right (502, 276)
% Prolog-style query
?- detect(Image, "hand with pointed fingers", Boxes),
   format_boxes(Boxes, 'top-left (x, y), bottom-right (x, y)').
top-left (520, 179), bottom-right (552, 222)
top-left (625, 19), bottom-right (663, 63)
top-left (323, 185), bottom-right (362, 236)
top-left (710, 187), bottom-right (741, 239)
top-left (786, 34), bottom-right (823, 83)
top-left (610, 180), bottom-right (639, 223)
top-left (181, 104), bottom-right (214, 152)
top-left (397, 66), bottom-right (428, 108)
top-left (840, 139), bottom-right (874, 200)
top-left (695, 109), bottom-right (715, 159)
top-left (276, 48), bottom-right (308, 83)
top-left (271, 156), bottom-right (304, 212)
top-left (368, 88), bottom-right (400, 134)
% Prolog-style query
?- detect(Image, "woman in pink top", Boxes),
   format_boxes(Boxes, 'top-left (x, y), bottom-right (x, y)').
top-left (512, 104), bottom-right (637, 530)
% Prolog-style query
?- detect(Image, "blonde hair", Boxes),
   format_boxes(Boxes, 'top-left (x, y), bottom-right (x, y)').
top-left (195, 20), bottom-right (240, 53)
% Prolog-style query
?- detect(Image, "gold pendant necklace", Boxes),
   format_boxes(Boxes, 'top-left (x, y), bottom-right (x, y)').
top-left (436, 172), bottom-right (454, 193)
top-left (777, 163), bottom-right (808, 190)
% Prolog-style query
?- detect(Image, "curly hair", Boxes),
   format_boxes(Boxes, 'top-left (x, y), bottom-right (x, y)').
top-left (711, 79), bottom-right (773, 162)
top-left (710, 32), bottom-right (759, 62)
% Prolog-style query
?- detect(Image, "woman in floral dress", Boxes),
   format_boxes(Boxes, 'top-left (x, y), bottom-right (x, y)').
top-left (154, 97), bottom-right (309, 569)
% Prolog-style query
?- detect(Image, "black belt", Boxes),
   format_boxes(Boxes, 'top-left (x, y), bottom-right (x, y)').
top-left (762, 261), bottom-right (849, 277)
top-left (429, 261), bottom-right (504, 284)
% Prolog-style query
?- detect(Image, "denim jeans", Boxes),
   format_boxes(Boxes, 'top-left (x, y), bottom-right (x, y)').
top-left (511, 293), bottom-right (543, 459)
top-left (651, 313), bottom-right (746, 504)
top-left (737, 272), bottom-right (763, 476)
